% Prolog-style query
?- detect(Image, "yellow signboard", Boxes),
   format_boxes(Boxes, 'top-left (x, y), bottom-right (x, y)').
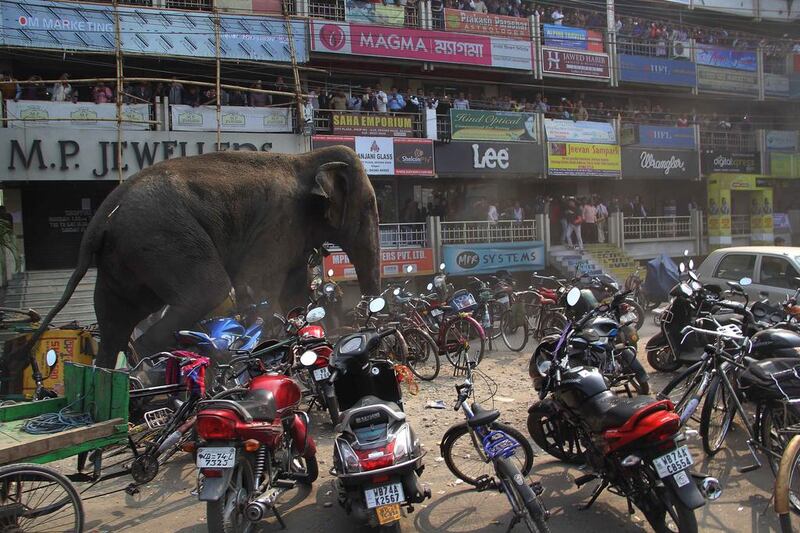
top-left (547, 142), bottom-right (621, 178)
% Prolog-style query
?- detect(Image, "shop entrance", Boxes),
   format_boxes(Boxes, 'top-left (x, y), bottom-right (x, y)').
top-left (707, 174), bottom-right (773, 249)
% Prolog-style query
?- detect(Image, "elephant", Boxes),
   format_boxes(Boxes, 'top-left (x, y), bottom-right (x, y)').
top-left (27, 146), bottom-right (381, 368)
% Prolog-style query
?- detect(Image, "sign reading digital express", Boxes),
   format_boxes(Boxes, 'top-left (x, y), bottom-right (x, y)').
top-left (324, 248), bottom-right (435, 280)
top-left (442, 241), bottom-right (545, 275)
top-left (311, 20), bottom-right (534, 71)
top-left (702, 151), bottom-right (760, 174)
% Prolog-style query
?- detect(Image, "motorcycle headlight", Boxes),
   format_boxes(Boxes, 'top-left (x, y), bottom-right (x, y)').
top-left (393, 424), bottom-right (413, 462)
top-left (337, 438), bottom-right (361, 473)
top-left (324, 283), bottom-right (335, 294)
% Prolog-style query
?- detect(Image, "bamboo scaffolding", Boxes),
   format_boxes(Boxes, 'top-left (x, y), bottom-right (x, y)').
top-left (1, 117), bottom-right (157, 124)
top-left (113, 0), bottom-right (124, 183)
top-left (214, 11), bottom-right (222, 148)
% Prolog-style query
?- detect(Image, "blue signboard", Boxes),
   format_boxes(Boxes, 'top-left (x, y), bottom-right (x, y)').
top-left (542, 24), bottom-right (589, 50)
top-left (0, 0), bottom-right (308, 63)
top-left (637, 126), bottom-right (695, 149)
top-left (695, 44), bottom-right (756, 72)
top-left (618, 54), bottom-right (696, 87)
top-left (442, 241), bottom-right (545, 275)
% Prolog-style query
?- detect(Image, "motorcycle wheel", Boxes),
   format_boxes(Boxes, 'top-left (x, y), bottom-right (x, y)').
top-left (402, 327), bottom-right (440, 381)
top-left (540, 312), bottom-right (567, 339)
top-left (626, 298), bottom-right (646, 330)
top-left (290, 452), bottom-right (319, 485)
top-left (699, 375), bottom-right (736, 456)
top-left (323, 384), bottom-right (341, 427)
top-left (440, 422), bottom-right (533, 486)
top-left (500, 309), bottom-right (529, 352)
top-left (207, 455), bottom-right (256, 533)
top-left (647, 346), bottom-right (681, 372)
top-left (526, 404), bottom-right (584, 464)
top-left (641, 485), bottom-right (698, 533)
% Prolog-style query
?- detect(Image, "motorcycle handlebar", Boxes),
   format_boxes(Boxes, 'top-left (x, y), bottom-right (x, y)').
top-left (680, 325), bottom-right (747, 341)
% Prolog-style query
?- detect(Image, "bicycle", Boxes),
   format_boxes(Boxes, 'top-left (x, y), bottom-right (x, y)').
top-left (440, 363), bottom-right (548, 532)
top-left (499, 276), bottom-right (568, 352)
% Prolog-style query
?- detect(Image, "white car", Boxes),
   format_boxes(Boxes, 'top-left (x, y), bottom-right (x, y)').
top-left (695, 246), bottom-right (800, 303)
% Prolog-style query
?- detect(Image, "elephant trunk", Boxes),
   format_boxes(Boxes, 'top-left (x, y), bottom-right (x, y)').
top-left (346, 224), bottom-right (381, 297)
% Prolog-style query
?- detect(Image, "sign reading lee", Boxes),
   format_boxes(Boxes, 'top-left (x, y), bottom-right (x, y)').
top-left (312, 136), bottom-right (434, 176)
top-left (435, 141), bottom-right (544, 177)
top-left (442, 241), bottom-right (545, 275)
top-left (547, 142), bottom-right (621, 178)
top-left (702, 151), bottom-right (760, 174)
top-left (450, 110), bottom-right (538, 142)
top-left (325, 248), bottom-right (434, 281)
top-left (331, 112), bottom-right (414, 137)
top-left (621, 148), bottom-right (699, 179)
top-left (542, 48), bottom-right (610, 80)
top-left (444, 9), bottom-right (531, 40)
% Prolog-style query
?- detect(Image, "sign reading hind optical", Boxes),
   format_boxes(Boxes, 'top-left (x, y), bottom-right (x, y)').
top-left (434, 141), bottom-right (543, 177)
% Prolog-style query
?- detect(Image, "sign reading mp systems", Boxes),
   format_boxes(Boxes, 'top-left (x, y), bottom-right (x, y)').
top-left (443, 241), bottom-right (545, 275)
top-left (434, 141), bottom-right (544, 176)
top-left (311, 20), bottom-right (533, 71)
top-left (618, 54), bottom-right (696, 88)
top-left (311, 136), bottom-right (434, 176)
top-left (1, 0), bottom-right (307, 62)
top-left (621, 148), bottom-right (699, 179)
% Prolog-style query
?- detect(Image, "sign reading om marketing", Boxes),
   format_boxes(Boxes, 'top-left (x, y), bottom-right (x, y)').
top-left (544, 119), bottom-right (616, 144)
top-left (450, 110), bottom-right (538, 142)
top-left (442, 241), bottom-right (545, 275)
top-left (1, 0), bottom-right (308, 62)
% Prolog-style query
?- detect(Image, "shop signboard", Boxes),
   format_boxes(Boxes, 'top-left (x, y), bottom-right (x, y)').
top-left (434, 141), bottom-right (544, 177)
top-left (770, 152), bottom-right (800, 178)
top-left (311, 135), bottom-right (434, 176)
top-left (171, 105), bottom-right (292, 133)
top-left (444, 9), bottom-right (531, 40)
top-left (324, 248), bottom-right (435, 281)
top-left (695, 44), bottom-right (757, 71)
top-left (617, 54), bottom-right (697, 87)
top-left (331, 112), bottom-right (414, 137)
top-left (701, 151), bottom-right (760, 174)
top-left (449, 110), bottom-right (538, 142)
top-left (0, 0), bottom-right (308, 62)
top-left (546, 142), bottom-right (621, 178)
top-left (0, 128), bottom-right (307, 181)
top-left (544, 119), bottom-right (616, 144)
top-left (5, 100), bottom-right (150, 130)
top-left (621, 148), bottom-right (699, 179)
top-left (541, 24), bottom-right (603, 52)
top-left (311, 20), bottom-right (534, 71)
top-left (697, 65), bottom-right (759, 96)
top-left (541, 48), bottom-right (610, 80)
top-left (765, 73), bottom-right (791, 98)
top-left (635, 125), bottom-right (695, 149)
top-left (345, 0), bottom-right (405, 26)
top-left (442, 241), bottom-right (545, 275)
top-left (766, 130), bottom-right (799, 152)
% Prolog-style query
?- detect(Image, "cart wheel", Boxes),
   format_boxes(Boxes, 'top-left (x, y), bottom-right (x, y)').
top-left (0, 463), bottom-right (84, 532)
top-left (131, 454), bottom-right (160, 484)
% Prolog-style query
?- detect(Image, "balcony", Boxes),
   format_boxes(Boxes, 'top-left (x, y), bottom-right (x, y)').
top-left (441, 220), bottom-right (539, 244)
top-left (699, 129), bottom-right (757, 152)
top-left (616, 36), bottom-right (683, 58)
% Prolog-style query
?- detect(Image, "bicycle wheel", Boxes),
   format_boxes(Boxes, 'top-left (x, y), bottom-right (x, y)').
top-left (657, 361), bottom-right (707, 423)
top-left (699, 375), bottom-right (736, 456)
top-left (443, 317), bottom-right (485, 369)
top-left (496, 458), bottom-right (550, 533)
top-left (402, 327), bottom-right (440, 381)
top-left (776, 434), bottom-right (800, 532)
top-left (762, 403), bottom-right (800, 475)
top-left (500, 309), bottom-right (529, 352)
top-left (540, 312), bottom-right (567, 339)
top-left (0, 463), bottom-right (84, 533)
top-left (489, 301), bottom-right (504, 340)
top-left (440, 421), bottom-right (533, 486)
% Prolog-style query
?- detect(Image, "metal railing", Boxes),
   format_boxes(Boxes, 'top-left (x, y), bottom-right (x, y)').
top-left (731, 215), bottom-right (752, 236)
top-left (312, 110), bottom-right (424, 137)
top-left (699, 129), bottom-right (757, 152)
top-left (623, 216), bottom-right (692, 241)
top-left (306, 0), bottom-right (419, 27)
top-left (441, 220), bottom-right (538, 244)
top-left (379, 223), bottom-right (428, 248)
top-left (616, 36), bottom-right (681, 58)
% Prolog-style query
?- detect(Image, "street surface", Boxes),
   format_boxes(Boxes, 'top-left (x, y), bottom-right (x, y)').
top-left (73, 319), bottom-right (780, 532)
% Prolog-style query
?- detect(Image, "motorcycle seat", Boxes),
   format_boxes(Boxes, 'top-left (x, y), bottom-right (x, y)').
top-left (468, 403), bottom-right (500, 428)
top-left (350, 395), bottom-right (402, 415)
top-left (579, 392), bottom-right (657, 433)
top-left (235, 389), bottom-right (279, 421)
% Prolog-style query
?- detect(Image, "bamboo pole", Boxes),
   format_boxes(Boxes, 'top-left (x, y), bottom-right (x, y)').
top-left (282, 6), bottom-right (305, 132)
top-left (114, 0), bottom-right (124, 183)
top-left (214, 11), bottom-right (222, 149)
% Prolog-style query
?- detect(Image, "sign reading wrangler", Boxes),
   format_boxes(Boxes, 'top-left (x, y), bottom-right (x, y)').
top-left (442, 241), bottom-right (545, 275)
top-left (621, 148), bottom-right (699, 179)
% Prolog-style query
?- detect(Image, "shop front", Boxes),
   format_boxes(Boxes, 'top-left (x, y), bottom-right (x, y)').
top-left (707, 174), bottom-right (774, 248)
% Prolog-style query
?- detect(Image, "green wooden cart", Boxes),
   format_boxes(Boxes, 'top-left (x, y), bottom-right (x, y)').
top-left (0, 362), bottom-right (130, 532)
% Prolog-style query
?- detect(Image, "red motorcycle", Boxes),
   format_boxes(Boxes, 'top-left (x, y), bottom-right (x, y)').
top-left (193, 341), bottom-right (319, 532)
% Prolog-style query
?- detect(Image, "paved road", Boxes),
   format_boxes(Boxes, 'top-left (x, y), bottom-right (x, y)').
top-left (75, 320), bottom-right (782, 532)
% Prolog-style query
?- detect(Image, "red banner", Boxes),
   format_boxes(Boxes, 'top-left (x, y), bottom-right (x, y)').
top-left (312, 136), bottom-right (434, 176)
top-left (443, 9), bottom-right (531, 40)
top-left (324, 248), bottom-right (435, 281)
top-left (542, 47), bottom-right (610, 79)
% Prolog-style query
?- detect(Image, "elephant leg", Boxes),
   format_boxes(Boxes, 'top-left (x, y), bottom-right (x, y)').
top-left (279, 267), bottom-right (309, 313)
top-left (94, 280), bottom-right (154, 369)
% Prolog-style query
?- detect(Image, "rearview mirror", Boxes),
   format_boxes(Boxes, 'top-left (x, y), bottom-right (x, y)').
top-left (45, 349), bottom-right (57, 368)
top-left (327, 268), bottom-right (334, 277)
top-left (566, 287), bottom-right (581, 307)
top-left (739, 277), bottom-right (752, 287)
top-left (679, 262), bottom-right (686, 273)
top-left (683, 250), bottom-right (689, 257)
top-left (369, 297), bottom-right (386, 314)
top-left (426, 283), bottom-right (433, 291)
top-left (306, 307), bottom-right (326, 323)
top-left (688, 259), bottom-right (695, 270)
top-left (393, 287), bottom-right (401, 296)
top-left (691, 281), bottom-right (703, 291)
top-left (680, 283), bottom-right (693, 296)
top-left (439, 262), bottom-right (446, 271)
top-left (299, 350), bottom-right (317, 367)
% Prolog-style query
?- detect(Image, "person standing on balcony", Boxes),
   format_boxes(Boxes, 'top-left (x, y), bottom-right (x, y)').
top-left (512, 201), bottom-right (524, 222)
top-left (375, 84), bottom-right (389, 113)
top-left (473, 0), bottom-right (488, 13)
top-left (168, 78), bottom-right (184, 105)
top-left (331, 91), bottom-right (347, 111)
top-left (551, 7), bottom-right (564, 25)
top-left (595, 197), bottom-right (608, 244)
top-left (347, 92), bottom-right (362, 111)
top-left (454, 92), bottom-right (469, 110)
top-left (51, 74), bottom-right (72, 102)
top-left (249, 80), bottom-right (269, 107)
top-left (388, 87), bottom-right (405, 112)
top-left (362, 87), bottom-right (377, 112)
top-left (582, 199), bottom-right (597, 243)
top-left (92, 82), bottom-right (113, 104)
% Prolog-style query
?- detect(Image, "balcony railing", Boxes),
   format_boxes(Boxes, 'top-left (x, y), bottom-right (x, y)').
top-left (731, 215), bottom-right (751, 236)
top-left (699, 129), bottom-right (757, 152)
top-left (441, 220), bottom-right (538, 244)
top-left (379, 223), bottom-right (428, 248)
top-left (312, 109), bottom-right (424, 137)
top-left (306, 0), bottom-right (419, 27)
top-left (623, 216), bottom-right (692, 242)
top-left (616, 36), bottom-right (682, 58)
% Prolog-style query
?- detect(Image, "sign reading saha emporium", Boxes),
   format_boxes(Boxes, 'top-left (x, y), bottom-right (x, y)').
top-left (331, 112), bottom-right (414, 137)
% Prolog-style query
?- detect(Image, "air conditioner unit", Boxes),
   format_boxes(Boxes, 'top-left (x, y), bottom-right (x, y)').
top-left (670, 40), bottom-right (692, 60)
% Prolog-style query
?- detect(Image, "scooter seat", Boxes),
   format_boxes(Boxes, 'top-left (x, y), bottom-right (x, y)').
top-left (579, 391), bottom-right (656, 433)
top-left (468, 403), bottom-right (500, 428)
top-left (350, 395), bottom-right (401, 414)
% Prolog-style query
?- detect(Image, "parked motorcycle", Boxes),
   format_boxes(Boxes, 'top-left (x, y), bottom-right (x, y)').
top-left (194, 312), bottom-right (321, 532)
top-left (527, 287), bottom-right (721, 532)
top-left (577, 273), bottom-right (645, 330)
top-left (329, 297), bottom-right (430, 531)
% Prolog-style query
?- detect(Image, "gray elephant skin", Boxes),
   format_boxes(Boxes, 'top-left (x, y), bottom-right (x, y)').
top-left (29, 146), bottom-right (381, 368)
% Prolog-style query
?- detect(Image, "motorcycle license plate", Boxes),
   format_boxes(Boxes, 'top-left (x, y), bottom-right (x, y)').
top-left (376, 503), bottom-right (401, 525)
top-left (197, 447), bottom-right (236, 469)
top-left (653, 445), bottom-right (694, 478)
top-left (365, 482), bottom-right (405, 509)
top-left (313, 367), bottom-right (331, 381)
top-left (431, 309), bottom-right (443, 317)
top-left (621, 312), bottom-right (638, 324)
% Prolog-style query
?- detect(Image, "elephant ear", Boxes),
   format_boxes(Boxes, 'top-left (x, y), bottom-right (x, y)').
top-left (311, 161), bottom-right (349, 229)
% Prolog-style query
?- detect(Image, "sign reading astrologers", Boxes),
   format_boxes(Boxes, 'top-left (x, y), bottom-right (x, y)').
top-left (331, 112), bottom-right (414, 137)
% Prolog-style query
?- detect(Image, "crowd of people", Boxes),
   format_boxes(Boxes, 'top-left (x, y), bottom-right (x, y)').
top-left (432, 0), bottom-right (603, 28)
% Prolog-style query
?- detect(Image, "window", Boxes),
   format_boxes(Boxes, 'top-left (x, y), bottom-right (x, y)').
top-left (758, 256), bottom-right (800, 289)
top-left (714, 254), bottom-right (755, 281)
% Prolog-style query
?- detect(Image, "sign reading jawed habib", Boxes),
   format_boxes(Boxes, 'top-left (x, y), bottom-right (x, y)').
top-left (331, 112), bottom-right (414, 137)
top-left (542, 48), bottom-right (610, 79)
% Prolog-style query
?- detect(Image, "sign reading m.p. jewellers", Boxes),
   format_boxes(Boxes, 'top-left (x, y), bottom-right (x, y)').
top-left (0, 128), bottom-right (306, 181)
top-left (621, 148), bottom-right (699, 179)
top-left (701, 150), bottom-right (760, 174)
top-left (434, 141), bottom-right (544, 177)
